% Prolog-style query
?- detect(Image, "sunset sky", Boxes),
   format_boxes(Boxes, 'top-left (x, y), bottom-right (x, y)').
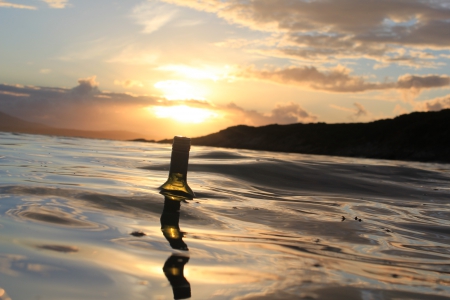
top-left (1, 0), bottom-right (450, 139)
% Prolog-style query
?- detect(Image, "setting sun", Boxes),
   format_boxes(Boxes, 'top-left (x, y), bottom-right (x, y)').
top-left (154, 80), bottom-right (206, 101)
top-left (151, 105), bottom-right (218, 123)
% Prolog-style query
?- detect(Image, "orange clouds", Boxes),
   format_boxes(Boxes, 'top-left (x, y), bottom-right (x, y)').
top-left (224, 102), bottom-right (317, 125)
top-left (416, 95), bottom-right (450, 111)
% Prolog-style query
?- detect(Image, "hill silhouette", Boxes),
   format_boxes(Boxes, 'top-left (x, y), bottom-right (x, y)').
top-left (157, 109), bottom-right (450, 163)
top-left (0, 111), bottom-right (141, 140)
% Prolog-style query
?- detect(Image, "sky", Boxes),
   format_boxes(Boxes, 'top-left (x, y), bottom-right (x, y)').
top-left (1, 0), bottom-right (450, 139)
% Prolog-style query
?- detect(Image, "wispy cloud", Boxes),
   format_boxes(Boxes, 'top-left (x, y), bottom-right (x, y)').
top-left (224, 102), bottom-right (317, 126)
top-left (331, 102), bottom-right (369, 120)
top-left (106, 45), bottom-right (160, 64)
top-left (132, 1), bottom-right (178, 34)
top-left (416, 94), bottom-right (450, 111)
top-left (393, 104), bottom-right (410, 116)
top-left (114, 80), bottom-right (143, 88)
top-left (353, 102), bottom-right (369, 118)
top-left (42, 0), bottom-right (69, 9)
top-left (0, 90), bottom-right (29, 97)
top-left (0, 1), bottom-right (36, 9)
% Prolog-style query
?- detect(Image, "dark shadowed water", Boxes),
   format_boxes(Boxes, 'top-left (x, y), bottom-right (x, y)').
top-left (0, 132), bottom-right (449, 300)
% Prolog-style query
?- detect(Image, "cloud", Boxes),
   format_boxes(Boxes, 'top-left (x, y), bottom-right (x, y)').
top-left (241, 65), bottom-right (450, 93)
top-left (163, 0), bottom-right (450, 66)
top-left (396, 74), bottom-right (450, 90)
top-left (42, 0), bottom-right (68, 8)
top-left (374, 49), bottom-right (441, 69)
top-left (393, 104), bottom-right (410, 116)
top-left (132, 1), bottom-right (178, 34)
top-left (106, 45), bottom-right (160, 65)
top-left (0, 77), bottom-right (160, 131)
top-left (330, 104), bottom-right (355, 113)
top-left (0, 79), bottom-right (247, 139)
top-left (114, 80), bottom-right (144, 88)
top-left (396, 74), bottom-right (450, 101)
top-left (280, 33), bottom-right (390, 61)
top-left (72, 76), bottom-right (100, 95)
top-left (40, 69), bottom-right (51, 74)
top-left (331, 102), bottom-right (369, 120)
top-left (224, 102), bottom-right (317, 126)
top-left (416, 95), bottom-right (450, 111)
top-left (241, 65), bottom-right (392, 92)
top-left (0, 1), bottom-right (36, 9)
top-left (0, 90), bottom-right (29, 97)
top-left (353, 102), bottom-right (368, 117)
top-left (1, 79), bottom-right (318, 139)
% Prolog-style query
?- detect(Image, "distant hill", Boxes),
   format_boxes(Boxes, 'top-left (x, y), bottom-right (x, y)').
top-left (0, 111), bottom-right (50, 130)
top-left (0, 111), bottom-right (141, 140)
top-left (157, 109), bottom-right (450, 163)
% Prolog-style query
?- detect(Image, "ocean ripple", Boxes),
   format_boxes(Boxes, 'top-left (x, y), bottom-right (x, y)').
top-left (0, 132), bottom-right (449, 299)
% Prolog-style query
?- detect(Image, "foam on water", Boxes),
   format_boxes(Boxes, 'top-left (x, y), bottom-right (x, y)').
top-left (0, 132), bottom-right (450, 300)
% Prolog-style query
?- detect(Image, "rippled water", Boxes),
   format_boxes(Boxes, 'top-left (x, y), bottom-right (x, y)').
top-left (0, 132), bottom-right (450, 300)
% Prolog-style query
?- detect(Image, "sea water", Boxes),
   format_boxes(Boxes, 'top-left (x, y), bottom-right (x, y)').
top-left (0, 132), bottom-right (449, 300)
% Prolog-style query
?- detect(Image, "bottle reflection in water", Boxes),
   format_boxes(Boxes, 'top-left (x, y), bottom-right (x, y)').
top-left (163, 255), bottom-right (191, 300)
top-left (160, 196), bottom-right (188, 251)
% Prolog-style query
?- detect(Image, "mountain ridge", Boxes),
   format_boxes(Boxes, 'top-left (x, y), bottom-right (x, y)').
top-left (156, 109), bottom-right (450, 163)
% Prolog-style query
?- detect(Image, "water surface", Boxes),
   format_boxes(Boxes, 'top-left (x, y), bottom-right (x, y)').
top-left (0, 132), bottom-right (449, 300)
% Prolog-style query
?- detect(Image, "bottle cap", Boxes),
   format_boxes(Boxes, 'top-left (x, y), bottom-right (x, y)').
top-left (173, 136), bottom-right (191, 152)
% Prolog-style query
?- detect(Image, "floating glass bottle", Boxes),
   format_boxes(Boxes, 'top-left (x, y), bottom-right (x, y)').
top-left (159, 136), bottom-right (195, 200)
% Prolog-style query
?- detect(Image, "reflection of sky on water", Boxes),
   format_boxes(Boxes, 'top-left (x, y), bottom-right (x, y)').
top-left (0, 132), bottom-right (450, 299)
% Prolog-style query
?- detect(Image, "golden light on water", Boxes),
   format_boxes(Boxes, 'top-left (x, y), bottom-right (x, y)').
top-left (151, 105), bottom-right (218, 123)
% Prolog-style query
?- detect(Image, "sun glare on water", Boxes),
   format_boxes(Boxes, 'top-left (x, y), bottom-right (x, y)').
top-left (152, 105), bottom-right (217, 123)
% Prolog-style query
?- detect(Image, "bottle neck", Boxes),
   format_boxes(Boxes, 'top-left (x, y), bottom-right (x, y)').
top-left (169, 149), bottom-right (190, 179)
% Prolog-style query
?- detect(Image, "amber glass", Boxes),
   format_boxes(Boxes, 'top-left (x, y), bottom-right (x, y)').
top-left (159, 136), bottom-right (195, 199)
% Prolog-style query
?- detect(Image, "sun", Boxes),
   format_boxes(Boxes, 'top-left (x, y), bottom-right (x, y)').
top-left (151, 105), bottom-right (218, 123)
top-left (154, 80), bottom-right (205, 101)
